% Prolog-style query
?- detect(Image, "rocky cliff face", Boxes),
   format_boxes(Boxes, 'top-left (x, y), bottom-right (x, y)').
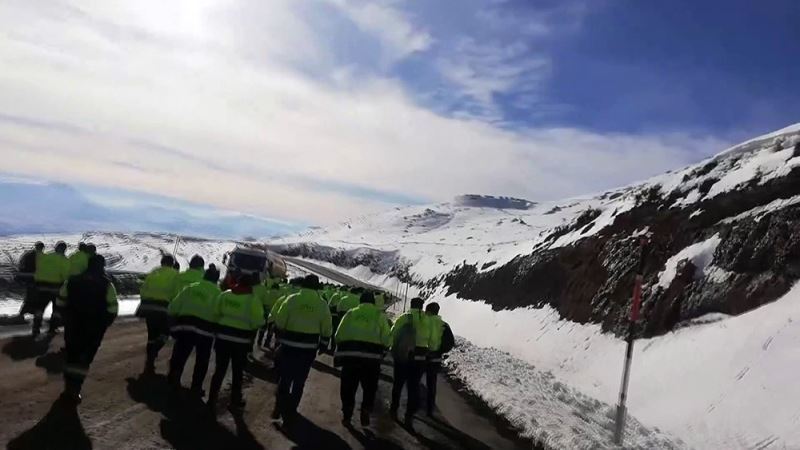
top-left (276, 125), bottom-right (800, 338)
top-left (445, 132), bottom-right (800, 337)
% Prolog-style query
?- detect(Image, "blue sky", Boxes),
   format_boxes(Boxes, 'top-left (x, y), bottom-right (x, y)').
top-left (0, 0), bottom-right (796, 233)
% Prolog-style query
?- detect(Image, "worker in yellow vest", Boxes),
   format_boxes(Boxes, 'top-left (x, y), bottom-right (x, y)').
top-left (272, 275), bottom-right (332, 423)
top-left (167, 265), bottom-right (222, 398)
top-left (208, 273), bottom-right (264, 412)
top-left (33, 241), bottom-right (70, 337)
top-left (137, 255), bottom-right (178, 375)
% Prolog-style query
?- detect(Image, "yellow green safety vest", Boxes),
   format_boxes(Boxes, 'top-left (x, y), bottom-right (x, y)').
top-left (168, 280), bottom-right (222, 336)
top-left (215, 290), bottom-right (264, 344)
top-left (275, 288), bottom-right (333, 350)
top-left (334, 303), bottom-right (391, 364)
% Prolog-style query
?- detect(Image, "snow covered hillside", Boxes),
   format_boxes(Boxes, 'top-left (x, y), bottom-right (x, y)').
top-left (273, 123), bottom-right (800, 448)
top-left (0, 232), bottom-right (241, 318)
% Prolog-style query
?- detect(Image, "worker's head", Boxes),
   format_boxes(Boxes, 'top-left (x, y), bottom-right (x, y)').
top-left (425, 302), bottom-right (440, 315)
top-left (302, 274), bottom-right (321, 290)
top-left (34, 242), bottom-right (44, 252)
top-left (86, 243), bottom-right (97, 255)
top-left (360, 292), bottom-right (375, 304)
top-left (189, 254), bottom-right (204, 270)
top-left (410, 297), bottom-right (424, 310)
top-left (87, 254), bottom-right (106, 273)
top-left (161, 254), bottom-right (175, 268)
top-left (204, 264), bottom-right (220, 283)
top-left (78, 242), bottom-right (88, 252)
top-left (55, 241), bottom-right (67, 254)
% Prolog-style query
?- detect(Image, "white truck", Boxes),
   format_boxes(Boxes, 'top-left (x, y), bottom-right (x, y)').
top-left (221, 246), bottom-right (287, 289)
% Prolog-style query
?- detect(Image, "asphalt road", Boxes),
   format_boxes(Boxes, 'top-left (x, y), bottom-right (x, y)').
top-left (0, 259), bottom-right (537, 450)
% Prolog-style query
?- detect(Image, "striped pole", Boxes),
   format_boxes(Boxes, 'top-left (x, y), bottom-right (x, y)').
top-left (614, 238), bottom-right (649, 445)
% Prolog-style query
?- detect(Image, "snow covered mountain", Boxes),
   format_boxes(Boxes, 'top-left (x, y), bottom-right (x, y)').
top-left (273, 123), bottom-right (800, 449)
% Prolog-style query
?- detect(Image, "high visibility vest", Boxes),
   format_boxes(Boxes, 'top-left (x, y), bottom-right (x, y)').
top-left (254, 283), bottom-right (283, 313)
top-left (172, 268), bottom-right (204, 299)
top-left (336, 293), bottom-right (360, 315)
top-left (67, 251), bottom-right (89, 276)
top-left (168, 280), bottom-right (221, 336)
top-left (334, 303), bottom-right (391, 365)
top-left (391, 309), bottom-right (432, 361)
top-left (274, 288), bottom-right (332, 350)
top-left (328, 291), bottom-right (343, 310)
top-left (268, 294), bottom-right (288, 325)
top-left (215, 290), bottom-right (264, 344)
top-left (428, 314), bottom-right (445, 352)
top-left (138, 266), bottom-right (178, 315)
top-left (34, 252), bottom-right (69, 285)
top-left (375, 293), bottom-right (386, 309)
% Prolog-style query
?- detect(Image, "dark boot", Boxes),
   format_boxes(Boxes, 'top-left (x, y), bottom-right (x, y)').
top-left (360, 410), bottom-right (370, 427)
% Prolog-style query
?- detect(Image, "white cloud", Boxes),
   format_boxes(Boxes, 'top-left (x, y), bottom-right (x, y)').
top-left (323, 0), bottom-right (432, 67)
top-left (0, 0), bottom-right (729, 227)
top-left (436, 39), bottom-right (551, 120)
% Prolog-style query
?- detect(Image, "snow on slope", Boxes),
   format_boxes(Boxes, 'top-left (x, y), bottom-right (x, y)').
top-left (0, 232), bottom-right (240, 317)
top-left (276, 124), bottom-right (800, 449)
top-left (436, 281), bottom-right (800, 450)
top-left (0, 232), bottom-right (237, 273)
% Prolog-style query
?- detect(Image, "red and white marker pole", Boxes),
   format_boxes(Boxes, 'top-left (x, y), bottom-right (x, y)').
top-left (614, 238), bottom-right (649, 446)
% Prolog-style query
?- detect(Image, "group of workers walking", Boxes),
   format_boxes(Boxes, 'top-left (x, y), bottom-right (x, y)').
top-left (15, 242), bottom-right (455, 431)
top-left (17, 241), bottom-right (99, 338)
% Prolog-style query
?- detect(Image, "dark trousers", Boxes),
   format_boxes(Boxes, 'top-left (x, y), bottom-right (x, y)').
top-left (391, 360), bottom-right (424, 417)
top-left (145, 315), bottom-right (169, 368)
top-left (276, 347), bottom-right (317, 416)
top-left (340, 360), bottom-right (380, 419)
top-left (425, 362), bottom-right (441, 413)
top-left (63, 315), bottom-right (107, 393)
top-left (31, 284), bottom-right (59, 335)
top-left (209, 339), bottom-right (249, 402)
top-left (330, 315), bottom-right (340, 352)
top-left (168, 331), bottom-right (213, 393)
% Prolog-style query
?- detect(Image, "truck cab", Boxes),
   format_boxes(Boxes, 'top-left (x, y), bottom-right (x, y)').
top-left (221, 247), bottom-right (287, 290)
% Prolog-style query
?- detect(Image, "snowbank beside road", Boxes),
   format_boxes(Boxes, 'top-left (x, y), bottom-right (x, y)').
top-left (446, 338), bottom-right (686, 450)
top-left (435, 284), bottom-right (800, 449)
top-left (0, 296), bottom-right (141, 319)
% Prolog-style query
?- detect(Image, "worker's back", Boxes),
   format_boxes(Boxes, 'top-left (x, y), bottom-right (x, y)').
top-left (35, 252), bottom-right (69, 284)
top-left (275, 288), bottom-right (332, 350)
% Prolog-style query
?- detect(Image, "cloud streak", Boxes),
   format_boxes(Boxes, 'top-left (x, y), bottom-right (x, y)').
top-left (0, 0), bottom-right (731, 227)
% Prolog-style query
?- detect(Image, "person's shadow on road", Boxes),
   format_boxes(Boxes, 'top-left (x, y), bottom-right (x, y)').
top-left (127, 373), bottom-right (265, 449)
top-left (125, 374), bottom-right (172, 413)
top-left (275, 414), bottom-right (352, 450)
top-left (343, 422), bottom-right (404, 450)
top-left (35, 348), bottom-right (65, 374)
top-left (1, 335), bottom-right (52, 361)
top-left (6, 396), bottom-right (92, 450)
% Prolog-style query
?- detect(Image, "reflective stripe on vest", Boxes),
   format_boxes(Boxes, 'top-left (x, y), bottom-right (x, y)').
top-left (335, 350), bottom-right (382, 360)
top-left (215, 324), bottom-right (254, 344)
top-left (139, 298), bottom-right (169, 313)
top-left (170, 324), bottom-right (215, 337)
top-left (279, 329), bottom-right (321, 349)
